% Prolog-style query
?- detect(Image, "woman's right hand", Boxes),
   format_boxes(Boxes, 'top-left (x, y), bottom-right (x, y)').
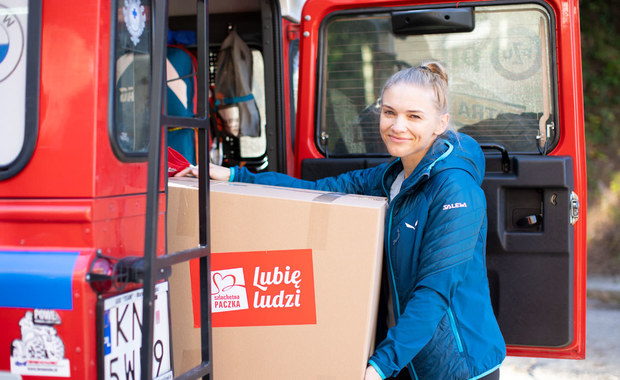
top-left (209, 163), bottom-right (231, 181)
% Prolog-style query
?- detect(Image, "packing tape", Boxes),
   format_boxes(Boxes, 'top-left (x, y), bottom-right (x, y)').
top-left (307, 193), bottom-right (346, 250)
top-left (311, 192), bottom-right (346, 203)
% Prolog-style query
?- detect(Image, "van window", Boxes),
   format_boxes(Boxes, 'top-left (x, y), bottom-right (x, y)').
top-left (0, 2), bottom-right (32, 172)
top-left (210, 47), bottom-right (267, 169)
top-left (319, 4), bottom-right (555, 156)
top-left (110, 0), bottom-right (152, 158)
top-left (239, 49), bottom-right (267, 158)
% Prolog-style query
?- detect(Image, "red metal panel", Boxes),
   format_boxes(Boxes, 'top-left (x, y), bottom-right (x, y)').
top-left (0, 0), bottom-right (168, 377)
top-left (0, 251), bottom-right (98, 379)
top-left (0, 0), bottom-right (164, 200)
top-left (281, 18), bottom-right (300, 176)
top-left (0, 195), bottom-right (165, 254)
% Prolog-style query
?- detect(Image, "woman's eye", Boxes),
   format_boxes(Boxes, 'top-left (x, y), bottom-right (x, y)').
top-left (382, 109), bottom-right (394, 116)
top-left (408, 114), bottom-right (420, 120)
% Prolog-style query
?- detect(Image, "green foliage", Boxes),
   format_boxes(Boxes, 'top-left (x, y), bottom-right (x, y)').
top-left (580, 0), bottom-right (620, 197)
top-left (579, 0), bottom-right (620, 273)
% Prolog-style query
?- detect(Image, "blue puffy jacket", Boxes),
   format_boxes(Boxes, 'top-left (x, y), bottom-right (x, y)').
top-left (229, 131), bottom-right (506, 379)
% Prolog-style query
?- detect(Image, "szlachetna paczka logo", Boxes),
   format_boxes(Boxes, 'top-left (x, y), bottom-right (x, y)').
top-left (0, 4), bottom-right (24, 83)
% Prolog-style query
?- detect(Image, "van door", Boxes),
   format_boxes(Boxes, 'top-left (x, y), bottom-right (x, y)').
top-left (295, 0), bottom-right (586, 359)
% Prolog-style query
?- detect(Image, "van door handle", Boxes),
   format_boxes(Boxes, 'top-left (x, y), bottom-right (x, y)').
top-left (480, 143), bottom-right (511, 173)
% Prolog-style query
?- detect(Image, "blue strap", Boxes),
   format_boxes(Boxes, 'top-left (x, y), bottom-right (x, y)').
top-left (214, 94), bottom-right (255, 107)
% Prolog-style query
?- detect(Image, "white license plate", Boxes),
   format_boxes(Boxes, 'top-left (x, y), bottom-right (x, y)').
top-left (102, 282), bottom-right (173, 380)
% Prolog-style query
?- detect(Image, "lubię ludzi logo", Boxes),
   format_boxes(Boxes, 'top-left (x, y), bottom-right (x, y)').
top-left (193, 249), bottom-right (316, 328)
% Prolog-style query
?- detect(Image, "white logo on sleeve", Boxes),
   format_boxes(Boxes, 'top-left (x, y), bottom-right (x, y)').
top-left (405, 221), bottom-right (418, 230)
top-left (443, 202), bottom-right (468, 210)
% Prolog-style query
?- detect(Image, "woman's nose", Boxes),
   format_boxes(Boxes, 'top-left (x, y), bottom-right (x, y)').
top-left (391, 115), bottom-right (407, 132)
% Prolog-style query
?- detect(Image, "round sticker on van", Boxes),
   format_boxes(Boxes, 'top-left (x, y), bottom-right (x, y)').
top-left (123, 0), bottom-right (146, 46)
top-left (0, 4), bottom-right (24, 83)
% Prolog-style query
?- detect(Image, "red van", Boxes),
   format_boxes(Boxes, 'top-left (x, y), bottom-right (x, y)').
top-left (0, 0), bottom-right (585, 378)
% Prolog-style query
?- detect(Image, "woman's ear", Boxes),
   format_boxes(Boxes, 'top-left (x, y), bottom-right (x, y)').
top-left (434, 113), bottom-right (450, 136)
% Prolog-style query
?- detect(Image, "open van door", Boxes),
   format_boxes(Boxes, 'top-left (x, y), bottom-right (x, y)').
top-left (96, 0), bottom-right (215, 378)
top-left (295, 0), bottom-right (586, 359)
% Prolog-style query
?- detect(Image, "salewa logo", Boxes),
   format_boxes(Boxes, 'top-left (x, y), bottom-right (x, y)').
top-left (405, 221), bottom-right (418, 230)
top-left (443, 202), bottom-right (467, 210)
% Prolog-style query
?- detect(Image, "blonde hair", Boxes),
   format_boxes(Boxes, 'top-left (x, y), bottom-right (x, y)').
top-left (380, 60), bottom-right (450, 115)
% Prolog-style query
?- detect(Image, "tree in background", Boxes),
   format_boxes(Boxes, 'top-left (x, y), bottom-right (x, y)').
top-left (581, 0), bottom-right (620, 274)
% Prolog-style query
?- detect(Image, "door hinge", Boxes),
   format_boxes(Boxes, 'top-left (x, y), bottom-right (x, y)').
top-left (570, 191), bottom-right (579, 225)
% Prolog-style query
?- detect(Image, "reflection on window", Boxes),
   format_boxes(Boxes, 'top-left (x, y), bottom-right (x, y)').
top-left (320, 4), bottom-right (554, 155)
top-left (289, 40), bottom-right (299, 149)
top-left (112, 0), bottom-right (152, 156)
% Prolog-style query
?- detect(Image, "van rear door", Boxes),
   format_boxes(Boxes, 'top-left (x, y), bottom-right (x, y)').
top-left (295, 0), bottom-right (586, 359)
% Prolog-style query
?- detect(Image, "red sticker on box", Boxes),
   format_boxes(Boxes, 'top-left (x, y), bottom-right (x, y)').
top-left (190, 249), bottom-right (316, 327)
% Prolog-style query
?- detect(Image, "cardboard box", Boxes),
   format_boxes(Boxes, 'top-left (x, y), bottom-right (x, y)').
top-left (167, 177), bottom-right (386, 379)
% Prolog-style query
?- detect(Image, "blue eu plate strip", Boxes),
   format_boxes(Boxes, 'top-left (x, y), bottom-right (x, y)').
top-left (0, 250), bottom-right (80, 310)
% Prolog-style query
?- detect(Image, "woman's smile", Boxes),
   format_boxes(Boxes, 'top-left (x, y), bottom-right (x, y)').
top-left (388, 134), bottom-right (413, 143)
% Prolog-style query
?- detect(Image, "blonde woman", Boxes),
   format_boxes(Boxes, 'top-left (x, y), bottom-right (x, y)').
top-left (210, 62), bottom-right (506, 380)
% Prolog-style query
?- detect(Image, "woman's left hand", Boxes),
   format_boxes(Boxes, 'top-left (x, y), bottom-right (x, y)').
top-left (364, 365), bottom-right (382, 380)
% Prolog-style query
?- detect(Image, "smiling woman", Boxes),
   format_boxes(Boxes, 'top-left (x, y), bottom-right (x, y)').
top-left (209, 63), bottom-right (506, 380)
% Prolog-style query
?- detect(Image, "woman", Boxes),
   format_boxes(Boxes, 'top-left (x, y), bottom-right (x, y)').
top-left (210, 62), bottom-right (506, 380)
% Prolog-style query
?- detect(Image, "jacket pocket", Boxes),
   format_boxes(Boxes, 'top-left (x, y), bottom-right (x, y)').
top-left (412, 313), bottom-right (470, 379)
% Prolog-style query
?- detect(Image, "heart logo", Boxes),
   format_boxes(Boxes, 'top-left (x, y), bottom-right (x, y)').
top-left (212, 273), bottom-right (238, 295)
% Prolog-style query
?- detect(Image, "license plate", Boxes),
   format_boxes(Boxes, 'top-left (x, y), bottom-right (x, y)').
top-left (101, 282), bottom-right (173, 380)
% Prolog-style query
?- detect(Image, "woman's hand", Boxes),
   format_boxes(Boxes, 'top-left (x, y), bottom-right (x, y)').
top-left (364, 365), bottom-right (382, 380)
top-left (173, 165), bottom-right (199, 178)
top-left (209, 163), bottom-right (231, 181)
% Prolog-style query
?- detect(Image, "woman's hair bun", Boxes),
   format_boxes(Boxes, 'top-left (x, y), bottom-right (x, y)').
top-left (380, 59), bottom-right (451, 115)
top-left (420, 61), bottom-right (448, 85)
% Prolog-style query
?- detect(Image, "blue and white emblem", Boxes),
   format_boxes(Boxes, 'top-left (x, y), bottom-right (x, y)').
top-left (0, 4), bottom-right (25, 83)
top-left (123, 0), bottom-right (146, 46)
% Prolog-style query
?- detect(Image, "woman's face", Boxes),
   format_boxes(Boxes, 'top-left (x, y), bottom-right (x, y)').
top-left (380, 83), bottom-right (449, 174)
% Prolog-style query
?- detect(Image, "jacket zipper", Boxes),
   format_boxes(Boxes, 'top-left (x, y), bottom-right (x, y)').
top-left (408, 363), bottom-right (420, 380)
top-left (447, 307), bottom-right (464, 353)
top-left (383, 161), bottom-right (424, 380)
top-left (386, 208), bottom-right (422, 380)
top-left (385, 206), bottom-right (400, 319)
top-left (381, 159), bottom-right (429, 324)
top-left (379, 141), bottom-right (456, 380)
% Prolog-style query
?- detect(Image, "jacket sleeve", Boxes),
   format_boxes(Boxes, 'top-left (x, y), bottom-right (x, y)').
top-left (229, 164), bottom-right (386, 196)
top-left (369, 170), bottom-right (486, 378)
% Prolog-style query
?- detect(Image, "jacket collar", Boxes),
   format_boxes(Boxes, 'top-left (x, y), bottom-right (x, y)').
top-left (381, 139), bottom-right (454, 198)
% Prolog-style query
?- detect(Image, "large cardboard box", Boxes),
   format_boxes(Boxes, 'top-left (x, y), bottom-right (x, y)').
top-left (167, 177), bottom-right (386, 379)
